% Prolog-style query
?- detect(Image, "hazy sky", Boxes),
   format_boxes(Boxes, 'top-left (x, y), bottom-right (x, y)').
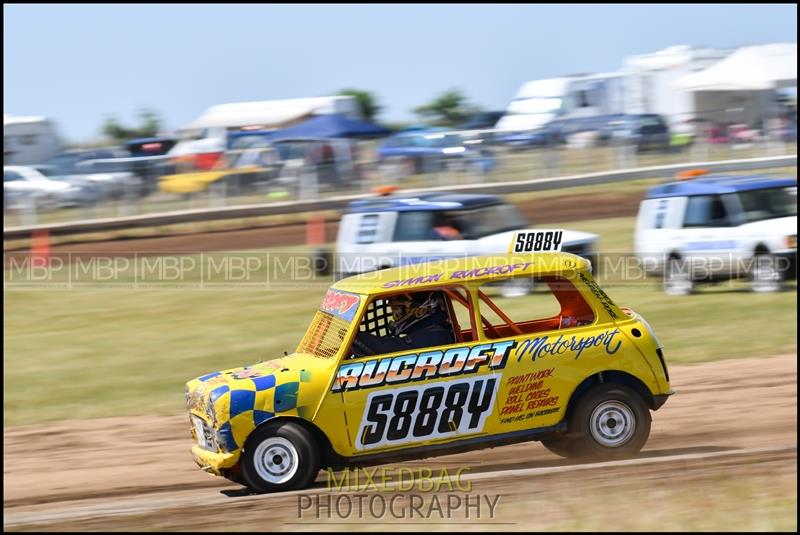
top-left (4, 4), bottom-right (797, 142)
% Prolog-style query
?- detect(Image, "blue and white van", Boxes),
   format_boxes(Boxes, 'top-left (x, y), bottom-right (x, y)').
top-left (634, 173), bottom-right (797, 294)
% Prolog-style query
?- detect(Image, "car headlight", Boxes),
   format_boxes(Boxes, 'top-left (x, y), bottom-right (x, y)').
top-left (787, 235), bottom-right (797, 249)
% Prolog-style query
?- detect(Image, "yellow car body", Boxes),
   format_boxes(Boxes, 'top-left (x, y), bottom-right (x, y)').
top-left (185, 253), bottom-right (672, 491)
top-left (159, 166), bottom-right (268, 194)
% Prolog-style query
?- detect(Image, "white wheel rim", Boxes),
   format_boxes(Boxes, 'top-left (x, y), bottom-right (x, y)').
top-left (252, 437), bottom-right (299, 484)
top-left (752, 260), bottom-right (781, 292)
top-left (589, 401), bottom-right (636, 447)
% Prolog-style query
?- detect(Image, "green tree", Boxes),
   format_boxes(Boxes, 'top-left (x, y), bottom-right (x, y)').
top-left (338, 88), bottom-right (382, 123)
top-left (412, 89), bottom-right (482, 127)
top-left (101, 108), bottom-right (162, 143)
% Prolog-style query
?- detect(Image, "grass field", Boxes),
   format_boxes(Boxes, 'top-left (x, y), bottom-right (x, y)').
top-left (3, 215), bottom-right (797, 426)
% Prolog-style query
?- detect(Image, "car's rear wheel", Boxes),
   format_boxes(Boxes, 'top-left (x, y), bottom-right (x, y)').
top-left (749, 253), bottom-right (783, 293)
top-left (663, 256), bottom-right (693, 296)
top-left (240, 421), bottom-right (320, 493)
top-left (544, 384), bottom-right (651, 460)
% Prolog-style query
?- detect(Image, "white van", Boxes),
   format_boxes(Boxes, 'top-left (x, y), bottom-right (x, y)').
top-left (496, 73), bottom-right (630, 134)
top-left (332, 192), bottom-right (599, 296)
top-left (3, 115), bottom-right (64, 166)
top-left (634, 172), bottom-right (797, 295)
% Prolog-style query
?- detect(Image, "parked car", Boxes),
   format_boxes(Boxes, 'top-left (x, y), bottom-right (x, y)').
top-left (597, 114), bottom-right (671, 152)
top-left (377, 132), bottom-right (495, 174)
top-left (634, 171), bottom-right (797, 295)
top-left (3, 165), bottom-right (95, 209)
top-left (46, 149), bottom-right (140, 199)
top-left (185, 252), bottom-right (672, 493)
top-left (124, 136), bottom-right (179, 196)
top-left (495, 129), bottom-right (555, 150)
top-left (458, 111), bottom-right (505, 131)
top-left (330, 192), bottom-right (599, 297)
top-left (160, 135), bottom-right (359, 195)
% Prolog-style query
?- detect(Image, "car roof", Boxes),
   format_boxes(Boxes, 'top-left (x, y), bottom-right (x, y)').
top-left (333, 252), bottom-right (592, 296)
top-left (646, 175), bottom-right (797, 199)
top-left (346, 192), bottom-right (503, 213)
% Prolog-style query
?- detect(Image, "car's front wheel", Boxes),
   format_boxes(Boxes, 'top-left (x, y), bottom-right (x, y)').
top-left (543, 384), bottom-right (651, 460)
top-left (240, 421), bottom-right (320, 493)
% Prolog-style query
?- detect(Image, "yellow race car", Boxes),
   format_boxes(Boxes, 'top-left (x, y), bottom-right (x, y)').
top-left (185, 252), bottom-right (672, 493)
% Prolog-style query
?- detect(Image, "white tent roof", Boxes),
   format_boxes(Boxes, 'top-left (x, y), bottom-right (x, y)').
top-left (181, 96), bottom-right (355, 131)
top-left (4, 114), bottom-right (50, 125)
top-left (674, 43), bottom-right (797, 91)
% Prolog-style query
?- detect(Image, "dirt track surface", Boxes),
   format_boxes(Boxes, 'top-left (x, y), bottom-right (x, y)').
top-left (3, 354), bottom-right (796, 531)
top-left (3, 191), bottom-right (643, 264)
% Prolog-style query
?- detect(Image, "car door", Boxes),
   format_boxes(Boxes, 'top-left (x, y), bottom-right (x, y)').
top-left (471, 274), bottom-right (631, 438)
top-left (678, 194), bottom-right (739, 276)
top-left (334, 288), bottom-right (503, 457)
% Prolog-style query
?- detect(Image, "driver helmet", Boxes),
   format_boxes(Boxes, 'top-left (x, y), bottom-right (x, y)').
top-left (389, 292), bottom-right (445, 335)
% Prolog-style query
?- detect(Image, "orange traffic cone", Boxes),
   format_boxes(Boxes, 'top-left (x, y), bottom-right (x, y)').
top-left (31, 229), bottom-right (51, 268)
top-left (306, 213), bottom-right (326, 246)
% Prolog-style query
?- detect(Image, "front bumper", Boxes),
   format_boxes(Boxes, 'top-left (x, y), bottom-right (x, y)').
top-left (191, 444), bottom-right (240, 475)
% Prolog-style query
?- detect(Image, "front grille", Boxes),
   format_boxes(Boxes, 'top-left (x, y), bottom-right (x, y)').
top-left (191, 415), bottom-right (216, 451)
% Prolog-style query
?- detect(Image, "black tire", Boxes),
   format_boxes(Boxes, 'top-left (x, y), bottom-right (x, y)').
top-left (240, 421), bottom-right (320, 493)
top-left (548, 384), bottom-right (651, 460)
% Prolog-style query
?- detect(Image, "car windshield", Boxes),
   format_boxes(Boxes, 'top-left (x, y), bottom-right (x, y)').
top-left (33, 166), bottom-right (61, 178)
top-left (731, 186), bottom-right (797, 224)
top-left (296, 289), bottom-right (362, 359)
top-left (296, 311), bottom-right (351, 359)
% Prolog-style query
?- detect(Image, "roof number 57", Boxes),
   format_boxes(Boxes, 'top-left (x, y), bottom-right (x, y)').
top-left (512, 231), bottom-right (563, 253)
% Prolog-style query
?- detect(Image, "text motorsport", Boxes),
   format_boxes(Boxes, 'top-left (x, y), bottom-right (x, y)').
top-left (295, 466), bottom-right (502, 521)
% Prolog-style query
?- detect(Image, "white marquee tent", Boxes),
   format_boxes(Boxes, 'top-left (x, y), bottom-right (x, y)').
top-left (674, 43), bottom-right (797, 91)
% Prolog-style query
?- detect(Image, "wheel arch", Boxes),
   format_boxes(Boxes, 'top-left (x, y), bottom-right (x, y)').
top-left (249, 415), bottom-right (341, 467)
top-left (564, 370), bottom-right (657, 420)
top-left (753, 242), bottom-right (770, 256)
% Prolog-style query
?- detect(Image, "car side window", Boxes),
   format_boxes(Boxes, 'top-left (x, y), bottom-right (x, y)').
top-left (654, 199), bottom-right (669, 229)
top-left (683, 195), bottom-right (731, 227)
top-left (476, 276), bottom-right (595, 339)
top-left (393, 211), bottom-right (437, 241)
top-left (4, 170), bottom-right (23, 182)
top-left (347, 289), bottom-right (463, 358)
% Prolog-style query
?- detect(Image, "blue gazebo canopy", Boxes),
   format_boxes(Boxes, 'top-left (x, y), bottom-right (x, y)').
top-left (269, 114), bottom-right (392, 140)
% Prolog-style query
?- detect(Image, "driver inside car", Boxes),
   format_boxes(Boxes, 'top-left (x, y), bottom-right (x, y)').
top-left (351, 291), bottom-right (455, 357)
